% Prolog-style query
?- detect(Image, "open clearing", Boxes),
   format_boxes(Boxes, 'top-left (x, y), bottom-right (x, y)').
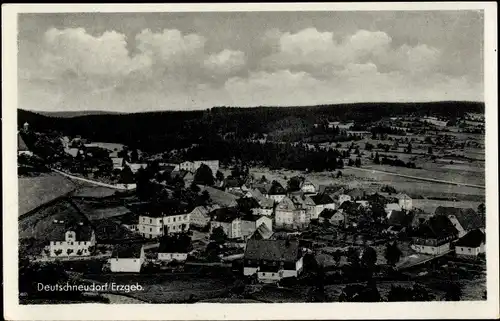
top-left (412, 199), bottom-right (482, 214)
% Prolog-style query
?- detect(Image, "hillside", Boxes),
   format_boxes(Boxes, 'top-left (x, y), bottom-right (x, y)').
top-left (18, 101), bottom-right (484, 153)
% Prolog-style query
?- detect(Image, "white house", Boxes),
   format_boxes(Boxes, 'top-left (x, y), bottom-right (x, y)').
top-left (189, 205), bottom-right (220, 228)
top-left (396, 193), bottom-right (413, 210)
top-left (411, 215), bottom-right (459, 255)
top-left (109, 243), bottom-right (145, 273)
top-left (138, 206), bottom-right (192, 239)
top-left (275, 197), bottom-right (308, 230)
top-left (454, 229), bottom-right (486, 258)
top-left (48, 221), bottom-right (96, 257)
top-left (240, 215), bottom-right (273, 240)
top-left (300, 180), bottom-right (317, 194)
top-left (265, 182), bottom-right (287, 203)
top-left (138, 213), bottom-right (164, 239)
top-left (209, 207), bottom-right (242, 239)
top-left (179, 160), bottom-right (219, 175)
top-left (157, 234), bottom-right (192, 262)
top-left (244, 239), bottom-right (304, 283)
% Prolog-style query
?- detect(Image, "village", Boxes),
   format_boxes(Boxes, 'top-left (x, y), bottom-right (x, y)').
top-left (17, 107), bottom-right (487, 304)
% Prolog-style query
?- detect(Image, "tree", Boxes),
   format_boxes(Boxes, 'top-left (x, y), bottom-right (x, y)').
top-left (193, 164), bottom-right (215, 186)
top-left (384, 241), bottom-right (403, 266)
top-left (190, 182), bottom-right (201, 193)
top-left (347, 247), bottom-right (360, 267)
top-left (130, 149), bottom-right (139, 163)
top-left (443, 282), bottom-right (462, 301)
top-left (54, 249), bottom-right (62, 256)
top-left (216, 170), bottom-right (224, 182)
top-left (374, 152), bottom-right (380, 164)
top-left (210, 226), bottom-right (227, 244)
top-left (361, 246), bottom-right (378, 269)
top-left (477, 203), bottom-right (485, 217)
top-left (199, 190), bottom-right (211, 205)
top-left (66, 248), bottom-right (74, 256)
top-left (336, 171), bottom-right (343, 178)
top-left (287, 176), bottom-right (302, 192)
top-left (387, 284), bottom-right (434, 301)
top-left (337, 158), bottom-right (344, 169)
top-left (120, 165), bottom-right (135, 184)
top-left (348, 158), bottom-right (354, 166)
top-left (406, 142), bottom-right (412, 154)
top-left (427, 146), bottom-right (433, 155)
top-left (355, 157), bottom-right (361, 168)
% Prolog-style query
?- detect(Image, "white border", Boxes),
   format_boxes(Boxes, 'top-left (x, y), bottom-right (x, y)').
top-left (3, 3), bottom-right (499, 320)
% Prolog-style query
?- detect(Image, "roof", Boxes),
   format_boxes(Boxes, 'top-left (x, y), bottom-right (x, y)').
top-left (387, 210), bottom-right (407, 226)
top-left (435, 207), bottom-right (484, 230)
top-left (250, 223), bottom-right (274, 240)
top-left (318, 209), bottom-right (337, 220)
top-left (414, 215), bottom-right (459, 239)
top-left (210, 207), bottom-right (241, 223)
top-left (455, 229), bottom-right (486, 248)
top-left (396, 193), bottom-right (412, 200)
top-left (158, 234), bottom-right (192, 253)
top-left (347, 188), bottom-right (365, 199)
top-left (385, 203), bottom-right (402, 211)
top-left (199, 186), bottom-right (239, 207)
top-left (18, 133), bottom-right (29, 151)
top-left (133, 201), bottom-right (193, 218)
top-left (267, 182), bottom-right (286, 195)
top-left (224, 178), bottom-right (242, 188)
top-left (310, 193), bottom-right (334, 205)
top-left (318, 185), bottom-right (345, 195)
top-left (244, 239), bottom-right (301, 263)
top-left (18, 173), bottom-right (77, 216)
top-left (237, 197), bottom-right (261, 209)
top-left (111, 243), bottom-right (144, 259)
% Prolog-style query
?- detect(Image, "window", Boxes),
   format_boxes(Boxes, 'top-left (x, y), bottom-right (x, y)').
top-left (69, 242), bottom-right (73, 245)
top-left (150, 228), bottom-right (152, 232)
top-left (184, 215), bottom-right (188, 220)
top-left (150, 219), bottom-right (152, 224)
top-left (173, 217), bottom-right (176, 222)
top-left (468, 248), bottom-right (471, 253)
top-left (262, 273), bottom-right (266, 276)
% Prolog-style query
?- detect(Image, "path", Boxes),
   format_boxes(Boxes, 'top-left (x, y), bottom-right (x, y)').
top-left (345, 166), bottom-right (485, 189)
top-left (51, 168), bottom-right (136, 190)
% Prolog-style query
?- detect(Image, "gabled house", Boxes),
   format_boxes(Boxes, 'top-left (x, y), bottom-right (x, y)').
top-left (385, 203), bottom-right (402, 217)
top-left (136, 203), bottom-right (192, 238)
top-left (300, 180), bottom-right (317, 194)
top-left (48, 219), bottom-right (96, 257)
top-left (387, 210), bottom-right (414, 229)
top-left (334, 194), bottom-right (352, 206)
top-left (266, 182), bottom-right (287, 203)
top-left (249, 223), bottom-right (274, 240)
top-left (245, 189), bottom-right (275, 216)
top-left (347, 188), bottom-right (365, 201)
top-left (411, 215), bottom-right (459, 255)
top-left (224, 178), bottom-right (243, 193)
top-left (435, 207), bottom-right (484, 238)
top-left (240, 214), bottom-right (273, 240)
top-left (305, 193), bottom-right (336, 220)
top-left (318, 209), bottom-right (345, 226)
top-left (209, 207), bottom-right (242, 239)
top-left (395, 193), bottom-right (413, 210)
top-left (189, 205), bottom-right (220, 228)
top-left (275, 196), bottom-right (308, 230)
top-left (157, 234), bottom-right (192, 262)
top-left (243, 239), bottom-right (304, 283)
top-left (109, 243), bottom-right (145, 273)
top-left (454, 229), bottom-right (486, 258)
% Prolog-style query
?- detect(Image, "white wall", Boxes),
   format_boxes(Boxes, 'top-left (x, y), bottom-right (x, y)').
top-left (158, 252), bottom-right (188, 261)
top-left (257, 271), bottom-right (282, 283)
top-left (243, 266), bottom-right (258, 276)
top-left (110, 258), bottom-right (142, 273)
top-left (411, 242), bottom-right (450, 255)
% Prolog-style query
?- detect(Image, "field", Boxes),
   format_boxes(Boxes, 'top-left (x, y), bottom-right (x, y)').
top-left (412, 199), bottom-right (482, 214)
top-left (84, 273), bottom-right (234, 303)
top-left (73, 199), bottom-right (132, 221)
top-left (18, 173), bottom-right (77, 216)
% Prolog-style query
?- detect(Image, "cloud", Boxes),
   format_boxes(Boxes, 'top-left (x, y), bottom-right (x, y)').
top-left (203, 49), bottom-right (246, 74)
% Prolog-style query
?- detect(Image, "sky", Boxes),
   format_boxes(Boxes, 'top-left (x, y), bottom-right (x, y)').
top-left (18, 10), bottom-right (484, 112)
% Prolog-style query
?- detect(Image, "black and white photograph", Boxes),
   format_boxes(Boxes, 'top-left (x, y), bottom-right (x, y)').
top-left (3, 3), bottom-right (499, 320)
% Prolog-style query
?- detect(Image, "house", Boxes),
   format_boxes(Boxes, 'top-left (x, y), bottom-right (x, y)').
top-left (411, 215), bottom-right (459, 255)
top-left (318, 209), bottom-right (345, 226)
top-left (300, 180), bottom-right (317, 194)
top-left (157, 234), bottom-right (192, 262)
top-left (385, 203), bottom-right (402, 217)
top-left (241, 215), bottom-right (273, 240)
top-left (18, 133), bottom-right (33, 156)
top-left (209, 207), bottom-right (242, 239)
top-left (347, 188), bottom-right (365, 200)
top-left (179, 160), bottom-right (219, 175)
top-left (48, 220), bottom-right (96, 257)
top-left (454, 229), bottom-right (486, 258)
top-left (249, 223), bottom-right (274, 240)
top-left (275, 197), bottom-right (308, 230)
top-left (305, 193), bottom-right (336, 220)
top-left (387, 210), bottom-right (413, 228)
top-left (395, 193), bottom-right (413, 210)
top-left (356, 200), bottom-right (370, 208)
top-left (435, 207), bottom-right (484, 238)
top-left (126, 162), bottom-right (147, 174)
top-left (243, 239), bottom-right (304, 283)
top-left (189, 205), bottom-right (220, 228)
top-left (198, 185), bottom-right (239, 208)
top-left (334, 194), bottom-right (352, 206)
top-left (327, 121), bottom-right (340, 129)
top-left (111, 157), bottom-right (124, 170)
top-left (266, 182), bottom-right (287, 203)
top-left (224, 178), bottom-right (243, 193)
top-left (137, 203), bottom-right (192, 238)
top-left (109, 243), bottom-right (145, 273)
top-left (338, 122), bottom-right (355, 130)
top-left (137, 211), bottom-right (164, 239)
top-left (246, 188), bottom-right (274, 216)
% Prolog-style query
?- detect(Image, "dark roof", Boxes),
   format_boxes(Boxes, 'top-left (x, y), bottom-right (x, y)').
top-left (241, 214), bottom-right (263, 222)
top-left (387, 210), bottom-right (407, 226)
top-left (250, 223), bottom-right (273, 240)
top-left (318, 209), bottom-right (337, 220)
top-left (224, 178), bottom-right (242, 188)
top-left (133, 202), bottom-right (193, 218)
top-left (318, 185), bottom-right (345, 194)
top-left (435, 207), bottom-right (484, 230)
top-left (210, 207), bottom-right (241, 223)
top-left (347, 188), bottom-right (365, 199)
top-left (18, 133), bottom-right (29, 151)
top-left (338, 201), bottom-right (355, 210)
top-left (237, 197), bottom-right (261, 209)
top-left (455, 229), bottom-right (486, 248)
top-left (111, 243), bottom-right (144, 258)
top-left (414, 215), bottom-right (459, 239)
top-left (267, 182), bottom-right (286, 195)
top-left (158, 234), bottom-right (192, 253)
top-left (310, 193), bottom-right (334, 205)
top-left (244, 239), bottom-right (301, 263)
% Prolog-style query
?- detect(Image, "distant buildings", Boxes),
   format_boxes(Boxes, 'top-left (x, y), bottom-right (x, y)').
top-left (275, 196), bottom-right (308, 230)
top-left (243, 239), bottom-right (304, 283)
top-left (189, 205), bottom-right (220, 229)
top-left (305, 193), bottom-right (336, 220)
top-left (420, 116), bottom-right (448, 127)
top-left (157, 234), bottom-right (192, 262)
top-left (109, 243), bottom-right (145, 273)
top-left (435, 206), bottom-right (484, 238)
top-left (395, 193), bottom-right (413, 210)
top-left (411, 215), bottom-right (459, 255)
top-left (179, 160), bottom-right (219, 175)
top-left (300, 180), bottom-right (317, 194)
top-left (454, 229), bottom-right (486, 258)
top-left (210, 207), bottom-right (242, 239)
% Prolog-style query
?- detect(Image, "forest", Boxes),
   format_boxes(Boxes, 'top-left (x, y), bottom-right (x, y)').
top-left (18, 101), bottom-right (484, 154)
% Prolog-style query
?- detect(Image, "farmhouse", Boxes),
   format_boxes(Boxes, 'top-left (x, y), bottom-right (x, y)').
top-left (454, 229), bottom-right (486, 258)
top-left (48, 220), bottom-right (96, 257)
top-left (137, 203), bottom-right (192, 239)
top-left (109, 243), bottom-right (145, 273)
top-left (411, 215), bottom-right (459, 255)
top-left (266, 182), bottom-right (287, 203)
top-left (157, 234), bottom-right (192, 262)
top-left (318, 209), bottom-right (345, 226)
top-left (210, 207), bottom-right (242, 239)
top-left (189, 205), bottom-right (220, 228)
top-left (435, 206), bottom-right (484, 238)
top-left (243, 239), bottom-right (304, 283)
top-left (111, 157), bottom-right (125, 170)
top-left (241, 215), bottom-right (273, 240)
top-left (224, 178), bottom-right (243, 193)
top-left (305, 193), bottom-right (336, 220)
